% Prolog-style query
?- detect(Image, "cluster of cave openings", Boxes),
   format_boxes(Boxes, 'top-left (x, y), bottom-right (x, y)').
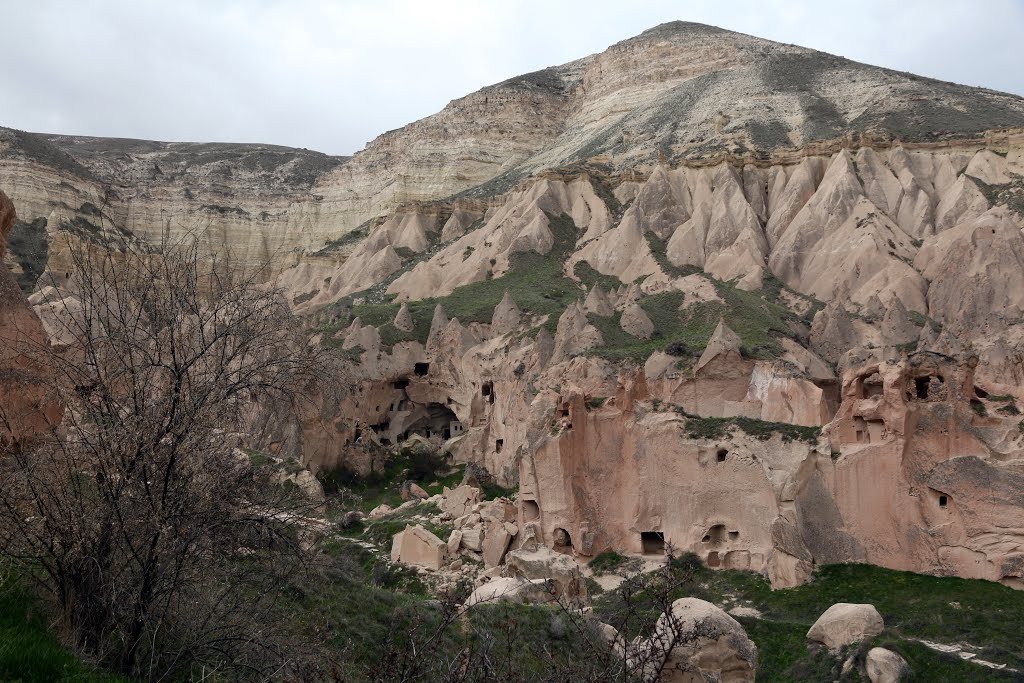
top-left (372, 399), bottom-right (463, 444)
top-left (522, 499), bottom-right (540, 522)
top-left (852, 416), bottom-right (885, 444)
top-left (482, 381), bottom-right (495, 404)
top-left (908, 374), bottom-right (945, 402)
top-left (641, 531), bottom-right (665, 555)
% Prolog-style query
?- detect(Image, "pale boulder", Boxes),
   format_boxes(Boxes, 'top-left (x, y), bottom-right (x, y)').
top-left (461, 527), bottom-right (485, 552)
top-left (644, 598), bottom-right (757, 682)
top-left (583, 285), bottom-right (615, 317)
top-left (865, 647), bottom-right (909, 683)
top-left (806, 603), bottom-right (884, 650)
top-left (505, 546), bottom-right (588, 605)
top-left (695, 318), bottom-right (743, 373)
top-left (465, 577), bottom-right (551, 607)
top-left (442, 484), bottom-right (481, 518)
top-left (482, 520), bottom-right (515, 568)
top-left (392, 524), bottom-right (447, 570)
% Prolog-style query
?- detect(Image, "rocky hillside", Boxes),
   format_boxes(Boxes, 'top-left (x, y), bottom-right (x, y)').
top-left (4, 21), bottom-right (1024, 603)
top-left (4, 21), bottom-right (1024, 282)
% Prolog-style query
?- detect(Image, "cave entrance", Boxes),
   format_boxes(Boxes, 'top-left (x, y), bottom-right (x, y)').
top-left (707, 551), bottom-right (721, 568)
top-left (702, 524), bottom-right (727, 545)
top-left (554, 528), bottom-right (573, 551)
top-left (641, 531), bottom-right (665, 555)
top-left (414, 362), bottom-right (430, 377)
top-left (400, 403), bottom-right (461, 443)
top-left (523, 499), bottom-right (540, 522)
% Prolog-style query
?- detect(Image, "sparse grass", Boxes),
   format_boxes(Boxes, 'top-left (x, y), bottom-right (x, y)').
top-left (588, 550), bottom-right (627, 574)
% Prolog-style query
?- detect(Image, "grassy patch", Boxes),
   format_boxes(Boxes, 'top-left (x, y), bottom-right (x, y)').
top-left (594, 559), bottom-right (1024, 682)
top-left (0, 572), bottom-right (128, 683)
top-left (588, 550), bottom-right (627, 574)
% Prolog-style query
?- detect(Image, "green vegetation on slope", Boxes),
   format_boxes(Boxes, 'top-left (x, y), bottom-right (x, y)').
top-left (330, 212), bottom-right (587, 349)
top-left (0, 574), bottom-right (127, 683)
top-left (595, 558), bottom-right (1024, 682)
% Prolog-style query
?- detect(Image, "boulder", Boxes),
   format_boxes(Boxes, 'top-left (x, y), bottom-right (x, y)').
top-left (446, 529), bottom-right (463, 556)
top-left (482, 520), bottom-right (515, 568)
top-left (442, 484), bottom-right (481, 518)
top-left (392, 524), bottom-right (447, 570)
top-left (583, 285), bottom-right (615, 317)
top-left (505, 546), bottom-right (588, 605)
top-left (400, 480), bottom-right (429, 501)
top-left (806, 603), bottom-right (884, 650)
top-left (865, 647), bottom-right (909, 683)
top-left (460, 527), bottom-right (484, 552)
top-left (465, 577), bottom-right (551, 607)
top-left (695, 318), bottom-right (743, 373)
top-left (642, 598), bottom-right (757, 682)
top-left (369, 503), bottom-right (393, 520)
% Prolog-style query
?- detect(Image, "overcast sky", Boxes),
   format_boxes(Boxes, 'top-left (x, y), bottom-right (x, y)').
top-left (2, 0), bottom-right (1022, 156)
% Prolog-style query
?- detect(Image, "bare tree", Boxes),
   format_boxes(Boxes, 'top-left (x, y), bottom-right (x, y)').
top-left (0, 235), bottom-right (327, 681)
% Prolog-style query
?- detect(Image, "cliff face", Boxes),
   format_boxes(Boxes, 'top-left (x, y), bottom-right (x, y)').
top-left (4, 22), bottom-right (1024, 590)
top-left (0, 190), bottom-right (61, 444)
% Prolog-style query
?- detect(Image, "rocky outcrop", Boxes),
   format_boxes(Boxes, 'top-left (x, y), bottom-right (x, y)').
top-left (391, 524), bottom-right (447, 570)
top-left (806, 603), bottom-right (884, 650)
top-left (0, 190), bottom-right (61, 444)
top-left (641, 598), bottom-right (757, 682)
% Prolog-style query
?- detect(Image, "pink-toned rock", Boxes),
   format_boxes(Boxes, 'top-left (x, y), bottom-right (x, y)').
top-left (392, 524), bottom-right (447, 570)
top-left (0, 190), bottom-right (62, 444)
top-left (482, 520), bottom-right (515, 568)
